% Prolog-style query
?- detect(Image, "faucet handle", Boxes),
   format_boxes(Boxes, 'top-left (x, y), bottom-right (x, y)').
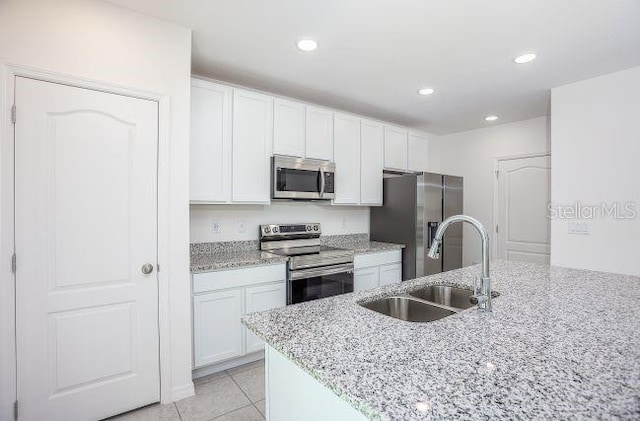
top-left (472, 276), bottom-right (480, 294)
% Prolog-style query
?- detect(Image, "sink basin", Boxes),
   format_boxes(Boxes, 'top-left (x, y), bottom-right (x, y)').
top-left (360, 296), bottom-right (456, 322)
top-left (408, 285), bottom-right (475, 309)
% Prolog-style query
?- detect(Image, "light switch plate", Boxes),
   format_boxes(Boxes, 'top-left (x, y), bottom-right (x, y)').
top-left (237, 220), bottom-right (246, 233)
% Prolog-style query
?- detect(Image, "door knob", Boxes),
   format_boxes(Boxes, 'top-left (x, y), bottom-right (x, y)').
top-left (141, 263), bottom-right (154, 275)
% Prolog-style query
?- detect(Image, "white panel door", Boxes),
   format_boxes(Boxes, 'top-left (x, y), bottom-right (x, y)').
top-left (193, 289), bottom-right (244, 368)
top-left (14, 77), bottom-right (159, 420)
top-left (232, 89), bottom-right (272, 203)
top-left (379, 263), bottom-right (402, 286)
top-left (333, 113), bottom-right (361, 205)
top-left (190, 79), bottom-right (232, 202)
top-left (360, 120), bottom-right (384, 206)
top-left (305, 106), bottom-right (333, 160)
top-left (384, 125), bottom-right (408, 171)
top-left (273, 98), bottom-right (305, 158)
top-left (408, 132), bottom-right (429, 172)
top-left (497, 155), bottom-right (551, 264)
top-left (245, 283), bottom-right (286, 354)
top-left (354, 268), bottom-right (379, 292)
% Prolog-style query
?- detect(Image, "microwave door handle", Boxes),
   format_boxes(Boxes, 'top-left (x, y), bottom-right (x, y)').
top-left (319, 167), bottom-right (326, 198)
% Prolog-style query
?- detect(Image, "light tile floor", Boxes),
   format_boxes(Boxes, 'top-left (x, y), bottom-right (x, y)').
top-left (108, 360), bottom-right (266, 421)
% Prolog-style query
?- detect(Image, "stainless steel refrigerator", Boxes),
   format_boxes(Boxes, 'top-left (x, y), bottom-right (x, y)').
top-left (370, 172), bottom-right (463, 280)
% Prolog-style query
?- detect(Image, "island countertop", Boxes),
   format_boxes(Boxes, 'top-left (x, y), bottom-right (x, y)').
top-left (242, 261), bottom-right (640, 420)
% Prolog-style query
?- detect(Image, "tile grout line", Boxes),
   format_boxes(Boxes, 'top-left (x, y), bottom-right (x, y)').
top-left (226, 369), bottom-right (265, 420)
top-left (173, 402), bottom-right (183, 421)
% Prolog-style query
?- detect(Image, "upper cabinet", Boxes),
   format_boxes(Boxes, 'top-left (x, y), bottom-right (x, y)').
top-left (384, 125), bottom-right (408, 171)
top-left (408, 132), bottom-right (429, 172)
top-left (360, 119), bottom-right (384, 206)
top-left (232, 89), bottom-right (273, 203)
top-left (305, 106), bottom-right (333, 161)
top-left (333, 113), bottom-right (361, 205)
top-left (273, 98), bottom-right (306, 158)
top-left (190, 80), bottom-right (232, 203)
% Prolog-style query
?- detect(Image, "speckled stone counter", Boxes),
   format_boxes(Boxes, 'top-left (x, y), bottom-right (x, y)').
top-left (321, 234), bottom-right (405, 254)
top-left (190, 250), bottom-right (288, 273)
top-left (242, 261), bottom-right (640, 420)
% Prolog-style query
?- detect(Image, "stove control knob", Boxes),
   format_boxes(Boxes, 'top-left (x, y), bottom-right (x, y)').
top-left (306, 225), bottom-right (312, 232)
top-left (314, 225), bottom-right (319, 231)
top-left (273, 226), bottom-right (279, 233)
top-left (264, 227), bottom-right (271, 234)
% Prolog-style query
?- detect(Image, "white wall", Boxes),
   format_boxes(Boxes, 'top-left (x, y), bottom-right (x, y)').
top-left (429, 116), bottom-right (550, 266)
top-left (0, 0), bottom-right (193, 415)
top-left (550, 66), bottom-right (640, 276)
top-left (191, 204), bottom-right (369, 243)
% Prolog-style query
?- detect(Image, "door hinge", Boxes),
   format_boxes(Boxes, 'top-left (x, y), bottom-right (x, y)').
top-left (495, 169), bottom-right (499, 179)
top-left (13, 400), bottom-right (18, 421)
top-left (496, 224), bottom-right (499, 234)
top-left (11, 253), bottom-right (16, 274)
top-left (11, 104), bottom-right (16, 124)
top-left (156, 263), bottom-right (160, 273)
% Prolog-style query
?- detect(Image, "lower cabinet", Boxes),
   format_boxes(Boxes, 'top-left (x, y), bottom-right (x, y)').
top-left (354, 250), bottom-right (402, 292)
top-left (192, 263), bottom-right (286, 369)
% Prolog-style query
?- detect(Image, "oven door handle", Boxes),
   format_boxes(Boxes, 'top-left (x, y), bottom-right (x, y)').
top-left (289, 263), bottom-right (354, 281)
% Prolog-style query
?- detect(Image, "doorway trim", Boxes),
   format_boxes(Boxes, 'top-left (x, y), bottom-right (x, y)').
top-left (0, 63), bottom-right (175, 416)
top-left (492, 151), bottom-right (551, 260)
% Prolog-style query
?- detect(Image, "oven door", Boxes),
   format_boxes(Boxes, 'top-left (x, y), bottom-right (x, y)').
top-left (272, 156), bottom-right (335, 200)
top-left (288, 263), bottom-right (354, 304)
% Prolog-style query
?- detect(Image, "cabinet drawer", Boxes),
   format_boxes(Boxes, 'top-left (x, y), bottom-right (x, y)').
top-left (193, 263), bottom-right (286, 293)
top-left (354, 249), bottom-right (401, 269)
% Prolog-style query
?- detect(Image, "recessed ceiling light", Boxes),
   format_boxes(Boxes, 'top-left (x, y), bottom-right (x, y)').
top-left (417, 87), bottom-right (435, 96)
top-left (485, 115), bottom-right (499, 122)
top-left (513, 52), bottom-right (537, 64)
top-left (296, 38), bottom-right (318, 52)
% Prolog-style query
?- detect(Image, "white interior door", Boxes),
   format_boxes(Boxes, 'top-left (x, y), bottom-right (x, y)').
top-left (496, 155), bottom-right (551, 264)
top-left (14, 77), bottom-right (160, 420)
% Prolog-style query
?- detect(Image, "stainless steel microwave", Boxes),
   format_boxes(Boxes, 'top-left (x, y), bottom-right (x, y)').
top-left (271, 155), bottom-right (336, 200)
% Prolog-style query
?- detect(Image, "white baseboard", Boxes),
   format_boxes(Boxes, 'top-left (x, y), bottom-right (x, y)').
top-left (192, 351), bottom-right (265, 379)
top-left (170, 382), bottom-right (195, 402)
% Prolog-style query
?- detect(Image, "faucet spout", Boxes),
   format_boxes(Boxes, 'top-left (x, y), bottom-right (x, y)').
top-left (427, 215), bottom-right (492, 311)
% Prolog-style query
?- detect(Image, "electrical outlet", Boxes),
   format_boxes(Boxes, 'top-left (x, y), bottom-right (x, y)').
top-left (237, 220), bottom-right (246, 233)
top-left (212, 221), bottom-right (221, 234)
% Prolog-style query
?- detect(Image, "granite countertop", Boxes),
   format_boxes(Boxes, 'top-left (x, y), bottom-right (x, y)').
top-left (339, 240), bottom-right (405, 254)
top-left (242, 261), bottom-right (640, 420)
top-left (190, 250), bottom-right (289, 273)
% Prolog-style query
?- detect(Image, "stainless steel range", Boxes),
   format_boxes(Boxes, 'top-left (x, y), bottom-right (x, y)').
top-left (259, 223), bottom-right (354, 304)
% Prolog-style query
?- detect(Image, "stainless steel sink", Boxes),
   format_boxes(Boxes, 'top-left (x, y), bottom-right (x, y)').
top-left (408, 285), bottom-right (475, 310)
top-left (360, 296), bottom-right (456, 322)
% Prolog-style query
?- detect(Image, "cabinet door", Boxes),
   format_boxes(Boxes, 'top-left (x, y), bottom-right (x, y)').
top-left (379, 263), bottom-right (402, 286)
top-left (193, 289), bottom-right (243, 368)
top-left (353, 267), bottom-right (379, 292)
top-left (360, 119), bottom-right (384, 205)
top-left (306, 106), bottom-right (333, 160)
top-left (245, 283), bottom-right (286, 354)
top-left (384, 125), bottom-right (408, 171)
top-left (232, 89), bottom-right (272, 203)
top-left (190, 79), bottom-right (232, 202)
top-left (273, 98), bottom-right (305, 158)
top-left (333, 113), bottom-right (361, 204)
top-left (408, 132), bottom-right (429, 172)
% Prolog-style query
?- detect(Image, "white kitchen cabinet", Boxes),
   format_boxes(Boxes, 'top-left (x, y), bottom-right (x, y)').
top-left (190, 79), bottom-right (232, 202)
top-left (354, 267), bottom-right (380, 292)
top-left (353, 250), bottom-right (402, 292)
top-left (384, 125), bottom-right (408, 171)
top-left (273, 98), bottom-right (306, 158)
top-left (379, 263), bottom-right (402, 286)
top-left (192, 263), bottom-right (286, 371)
top-left (232, 89), bottom-right (273, 203)
top-left (360, 119), bottom-right (384, 205)
top-left (193, 289), bottom-right (243, 368)
top-left (245, 283), bottom-right (286, 353)
top-left (333, 113), bottom-right (361, 205)
top-left (408, 132), bottom-right (429, 172)
top-left (305, 106), bottom-right (333, 160)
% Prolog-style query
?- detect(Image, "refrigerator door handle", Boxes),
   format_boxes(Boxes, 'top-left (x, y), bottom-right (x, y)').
top-left (427, 222), bottom-right (439, 248)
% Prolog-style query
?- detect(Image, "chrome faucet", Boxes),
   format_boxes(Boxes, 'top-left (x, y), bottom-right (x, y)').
top-left (427, 215), bottom-right (492, 312)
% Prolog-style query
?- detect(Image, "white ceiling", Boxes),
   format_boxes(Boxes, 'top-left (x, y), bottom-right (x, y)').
top-left (107, 0), bottom-right (640, 134)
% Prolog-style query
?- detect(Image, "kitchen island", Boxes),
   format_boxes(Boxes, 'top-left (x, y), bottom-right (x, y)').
top-left (242, 261), bottom-right (640, 420)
